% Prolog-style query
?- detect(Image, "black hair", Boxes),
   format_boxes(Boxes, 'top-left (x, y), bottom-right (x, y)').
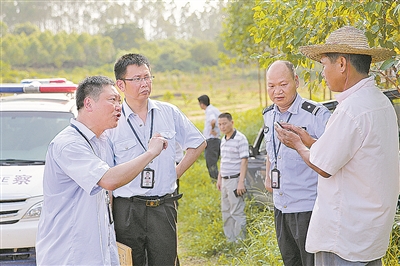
top-left (198, 95), bottom-right (210, 106)
top-left (325, 53), bottom-right (371, 75)
top-left (218, 112), bottom-right (232, 121)
top-left (114, 53), bottom-right (151, 81)
top-left (76, 76), bottom-right (114, 111)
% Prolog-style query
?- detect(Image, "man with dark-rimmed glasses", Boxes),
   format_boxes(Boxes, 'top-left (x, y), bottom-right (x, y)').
top-left (107, 53), bottom-right (206, 266)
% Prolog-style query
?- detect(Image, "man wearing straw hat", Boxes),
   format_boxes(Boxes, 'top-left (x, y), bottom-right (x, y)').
top-left (275, 26), bottom-right (399, 265)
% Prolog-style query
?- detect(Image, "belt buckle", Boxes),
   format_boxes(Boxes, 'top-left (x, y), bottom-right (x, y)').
top-left (146, 199), bottom-right (160, 207)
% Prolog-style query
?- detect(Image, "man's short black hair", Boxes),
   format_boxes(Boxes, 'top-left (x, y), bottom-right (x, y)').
top-left (114, 53), bottom-right (151, 81)
top-left (198, 95), bottom-right (210, 106)
top-left (218, 112), bottom-right (232, 121)
top-left (325, 53), bottom-right (372, 75)
top-left (76, 76), bottom-right (115, 111)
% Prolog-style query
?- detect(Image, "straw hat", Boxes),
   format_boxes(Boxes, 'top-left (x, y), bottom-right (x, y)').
top-left (299, 26), bottom-right (396, 63)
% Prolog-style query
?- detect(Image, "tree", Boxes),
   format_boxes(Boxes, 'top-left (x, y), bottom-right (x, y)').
top-left (190, 41), bottom-right (218, 66)
top-left (0, 21), bottom-right (8, 37)
top-left (249, 0), bottom-right (400, 93)
top-left (103, 23), bottom-right (145, 51)
top-left (13, 22), bottom-right (40, 36)
top-left (221, 1), bottom-right (271, 106)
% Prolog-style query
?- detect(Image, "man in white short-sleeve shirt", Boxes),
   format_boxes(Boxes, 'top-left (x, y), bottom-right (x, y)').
top-left (36, 76), bottom-right (166, 265)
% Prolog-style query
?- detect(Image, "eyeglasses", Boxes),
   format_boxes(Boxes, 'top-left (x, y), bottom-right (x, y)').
top-left (121, 76), bottom-right (154, 84)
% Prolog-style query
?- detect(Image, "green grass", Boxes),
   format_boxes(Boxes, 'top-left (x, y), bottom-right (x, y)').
top-left (177, 158), bottom-right (283, 266)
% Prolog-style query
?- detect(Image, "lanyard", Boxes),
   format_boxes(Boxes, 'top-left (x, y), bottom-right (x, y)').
top-left (70, 124), bottom-right (95, 153)
top-left (122, 104), bottom-right (154, 152)
top-left (271, 112), bottom-right (293, 168)
top-left (70, 123), bottom-right (114, 225)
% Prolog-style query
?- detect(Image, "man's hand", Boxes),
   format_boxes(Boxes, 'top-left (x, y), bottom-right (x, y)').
top-left (275, 123), bottom-right (332, 178)
top-left (275, 123), bottom-right (303, 151)
top-left (210, 128), bottom-right (218, 137)
top-left (264, 175), bottom-right (273, 193)
top-left (281, 123), bottom-right (316, 148)
top-left (236, 180), bottom-right (246, 196)
top-left (216, 176), bottom-right (222, 191)
top-left (148, 134), bottom-right (168, 156)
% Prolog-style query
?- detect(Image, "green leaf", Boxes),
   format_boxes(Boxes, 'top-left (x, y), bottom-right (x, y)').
top-left (380, 58), bottom-right (396, 71)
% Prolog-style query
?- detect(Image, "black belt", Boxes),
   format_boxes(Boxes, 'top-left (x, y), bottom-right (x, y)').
top-left (124, 193), bottom-right (183, 207)
top-left (222, 173), bottom-right (240, 179)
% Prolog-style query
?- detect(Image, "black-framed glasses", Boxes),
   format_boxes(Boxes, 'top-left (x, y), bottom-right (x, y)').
top-left (121, 76), bottom-right (154, 84)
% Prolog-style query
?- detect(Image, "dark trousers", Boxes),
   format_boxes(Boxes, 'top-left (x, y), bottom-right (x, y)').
top-left (204, 138), bottom-right (221, 179)
top-left (113, 197), bottom-right (179, 266)
top-left (274, 207), bottom-right (314, 266)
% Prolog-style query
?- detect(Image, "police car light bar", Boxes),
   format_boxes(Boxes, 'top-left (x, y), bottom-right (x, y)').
top-left (21, 78), bottom-right (67, 84)
top-left (0, 82), bottom-right (77, 93)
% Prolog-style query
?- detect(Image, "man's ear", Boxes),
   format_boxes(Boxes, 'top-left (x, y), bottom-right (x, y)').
top-left (294, 74), bottom-right (300, 88)
top-left (116, 80), bottom-right (125, 92)
top-left (84, 97), bottom-right (93, 111)
top-left (339, 56), bottom-right (348, 73)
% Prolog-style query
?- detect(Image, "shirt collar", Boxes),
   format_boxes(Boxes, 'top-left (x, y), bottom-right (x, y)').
top-left (225, 129), bottom-right (237, 140)
top-left (70, 118), bottom-right (96, 140)
top-left (122, 98), bottom-right (160, 121)
top-left (336, 76), bottom-right (375, 103)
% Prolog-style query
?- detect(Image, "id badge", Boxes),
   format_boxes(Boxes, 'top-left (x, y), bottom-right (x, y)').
top-left (271, 168), bottom-right (280, 189)
top-left (141, 168), bottom-right (155, 188)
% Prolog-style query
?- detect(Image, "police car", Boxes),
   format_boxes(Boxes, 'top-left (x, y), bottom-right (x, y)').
top-left (0, 79), bottom-right (77, 262)
top-left (246, 89), bottom-right (400, 222)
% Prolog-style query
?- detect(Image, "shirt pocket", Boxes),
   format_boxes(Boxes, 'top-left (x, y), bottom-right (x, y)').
top-left (113, 139), bottom-right (139, 162)
top-left (157, 130), bottom-right (176, 140)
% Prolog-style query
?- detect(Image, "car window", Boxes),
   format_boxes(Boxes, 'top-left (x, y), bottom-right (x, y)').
top-left (1, 111), bottom-right (73, 161)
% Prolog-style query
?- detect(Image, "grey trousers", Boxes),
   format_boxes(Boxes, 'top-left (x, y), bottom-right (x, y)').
top-left (315, 252), bottom-right (382, 266)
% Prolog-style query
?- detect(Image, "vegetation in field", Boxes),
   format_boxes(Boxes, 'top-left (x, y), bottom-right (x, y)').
top-left (178, 159), bottom-right (283, 265)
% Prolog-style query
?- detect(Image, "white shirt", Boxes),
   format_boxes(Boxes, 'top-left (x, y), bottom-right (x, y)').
top-left (107, 99), bottom-right (205, 197)
top-left (203, 104), bottom-right (221, 139)
top-left (36, 119), bottom-right (119, 265)
top-left (307, 77), bottom-right (400, 261)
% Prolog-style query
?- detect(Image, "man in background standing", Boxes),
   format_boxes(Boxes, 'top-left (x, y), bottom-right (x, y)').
top-left (216, 112), bottom-right (249, 243)
top-left (198, 94), bottom-right (221, 181)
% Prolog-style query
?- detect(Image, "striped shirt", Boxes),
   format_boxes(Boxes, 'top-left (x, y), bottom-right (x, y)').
top-left (220, 129), bottom-right (249, 176)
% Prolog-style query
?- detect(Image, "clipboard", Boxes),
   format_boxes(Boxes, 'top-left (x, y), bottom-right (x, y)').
top-left (117, 241), bottom-right (133, 266)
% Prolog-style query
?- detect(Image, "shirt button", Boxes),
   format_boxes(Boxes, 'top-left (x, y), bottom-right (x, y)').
top-left (279, 193), bottom-right (283, 196)
top-left (283, 205), bottom-right (287, 208)
top-left (139, 124), bottom-right (143, 127)
top-left (278, 156), bottom-right (281, 159)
